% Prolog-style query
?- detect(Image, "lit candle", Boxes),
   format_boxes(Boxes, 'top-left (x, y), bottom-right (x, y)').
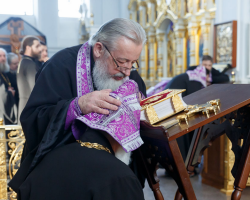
top-left (231, 71), bottom-right (235, 82)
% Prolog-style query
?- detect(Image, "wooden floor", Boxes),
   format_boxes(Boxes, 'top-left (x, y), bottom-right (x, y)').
top-left (143, 169), bottom-right (250, 200)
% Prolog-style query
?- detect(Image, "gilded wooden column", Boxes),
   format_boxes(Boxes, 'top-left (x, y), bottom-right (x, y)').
top-left (129, 10), bottom-right (137, 22)
top-left (0, 127), bottom-right (7, 199)
top-left (139, 1), bottom-right (147, 80)
top-left (167, 31), bottom-right (176, 77)
top-left (147, 0), bottom-right (157, 86)
top-left (201, 18), bottom-right (211, 55)
top-left (156, 33), bottom-right (164, 81)
top-left (174, 29), bottom-right (185, 75)
top-left (220, 137), bottom-right (235, 195)
top-left (148, 34), bottom-right (156, 83)
top-left (221, 135), bottom-right (250, 194)
top-left (147, 0), bottom-right (156, 26)
top-left (188, 22), bottom-right (199, 66)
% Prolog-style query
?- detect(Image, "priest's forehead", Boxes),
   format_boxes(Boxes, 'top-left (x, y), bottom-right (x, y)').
top-left (111, 37), bottom-right (142, 62)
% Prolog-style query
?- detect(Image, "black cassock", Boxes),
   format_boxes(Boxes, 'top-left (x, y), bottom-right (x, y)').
top-left (18, 128), bottom-right (145, 200)
top-left (0, 72), bottom-right (17, 124)
top-left (9, 44), bottom-right (146, 199)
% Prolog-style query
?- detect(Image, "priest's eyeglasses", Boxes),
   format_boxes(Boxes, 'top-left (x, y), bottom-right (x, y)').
top-left (103, 44), bottom-right (139, 72)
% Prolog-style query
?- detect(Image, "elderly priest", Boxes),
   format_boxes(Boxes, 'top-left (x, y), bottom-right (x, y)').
top-left (9, 18), bottom-right (147, 200)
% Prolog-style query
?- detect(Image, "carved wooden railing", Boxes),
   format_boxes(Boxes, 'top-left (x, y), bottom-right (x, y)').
top-left (0, 124), bottom-right (24, 200)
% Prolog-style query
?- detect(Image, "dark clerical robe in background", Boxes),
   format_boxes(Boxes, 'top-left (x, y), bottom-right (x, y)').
top-left (0, 72), bottom-right (17, 124)
top-left (9, 44), bottom-right (146, 199)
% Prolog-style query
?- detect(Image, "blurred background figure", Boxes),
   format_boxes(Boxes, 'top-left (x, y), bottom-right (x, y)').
top-left (35, 41), bottom-right (49, 80)
top-left (7, 52), bottom-right (19, 109)
top-left (7, 52), bottom-right (19, 73)
top-left (0, 48), bottom-right (17, 124)
top-left (39, 41), bottom-right (49, 63)
top-left (165, 55), bottom-right (229, 98)
top-left (17, 35), bottom-right (41, 123)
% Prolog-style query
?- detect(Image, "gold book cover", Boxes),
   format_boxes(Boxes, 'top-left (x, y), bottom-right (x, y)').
top-left (140, 89), bottom-right (186, 125)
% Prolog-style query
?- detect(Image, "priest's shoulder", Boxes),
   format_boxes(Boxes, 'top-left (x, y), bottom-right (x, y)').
top-left (44, 44), bottom-right (82, 70)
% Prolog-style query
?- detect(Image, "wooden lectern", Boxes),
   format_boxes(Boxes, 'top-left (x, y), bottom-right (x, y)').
top-left (139, 84), bottom-right (250, 200)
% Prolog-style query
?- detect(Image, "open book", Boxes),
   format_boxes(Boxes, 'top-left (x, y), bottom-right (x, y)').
top-left (140, 89), bottom-right (187, 125)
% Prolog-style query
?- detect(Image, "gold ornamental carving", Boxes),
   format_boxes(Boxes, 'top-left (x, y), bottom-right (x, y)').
top-left (128, 0), bottom-right (216, 87)
top-left (139, 10), bottom-right (144, 26)
top-left (129, 13), bottom-right (133, 20)
top-left (128, 0), bottom-right (138, 10)
top-left (0, 128), bottom-right (7, 200)
top-left (176, 0), bottom-right (182, 17)
top-left (157, 0), bottom-right (168, 13)
top-left (221, 137), bottom-right (235, 194)
top-left (175, 30), bottom-right (185, 39)
top-left (156, 33), bottom-right (164, 42)
top-left (146, 105), bottom-right (159, 124)
top-left (139, 1), bottom-right (147, 7)
top-left (148, 35), bottom-right (156, 43)
top-left (169, 0), bottom-right (177, 14)
top-left (188, 0), bottom-right (194, 14)
top-left (172, 94), bottom-right (185, 113)
top-left (155, 11), bottom-right (177, 29)
top-left (147, 6), bottom-right (152, 24)
top-left (146, 0), bottom-right (157, 3)
top-left (0, 125), bottom-right (24, 200)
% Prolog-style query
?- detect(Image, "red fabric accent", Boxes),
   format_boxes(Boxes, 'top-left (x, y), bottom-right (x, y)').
top-left (140, 91), bottom-right (171, 107)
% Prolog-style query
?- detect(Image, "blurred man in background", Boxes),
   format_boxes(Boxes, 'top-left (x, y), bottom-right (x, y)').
top-left (39, 41), bottom-right (49, 63)
top-left (17, 35), bottom-right (41, 123)
top-left (35, 41), bottom-right (49, 81)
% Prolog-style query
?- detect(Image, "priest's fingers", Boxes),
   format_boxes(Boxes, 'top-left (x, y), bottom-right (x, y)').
top-left (96, 100), bottom-right (119, 112)
top-left (101, 95), bottom-right (121, 107)
top-left (92, 106), bottom-right (110, 115)
top-left (101, 89), bottom-right (112, 93)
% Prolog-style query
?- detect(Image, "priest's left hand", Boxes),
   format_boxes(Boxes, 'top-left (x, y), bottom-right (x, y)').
top-left (8, 87), bottom-right (15, 97)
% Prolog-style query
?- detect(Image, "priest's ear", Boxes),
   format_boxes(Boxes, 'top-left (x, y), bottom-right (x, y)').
top-left (93, 42), bottom-right (105, 58)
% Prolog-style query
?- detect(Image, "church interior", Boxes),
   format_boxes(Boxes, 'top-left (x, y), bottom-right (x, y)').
top-left (0, 0), bottom-right (250, 199)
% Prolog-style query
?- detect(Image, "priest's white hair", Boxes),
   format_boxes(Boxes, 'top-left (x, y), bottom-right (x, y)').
top-left (89, 18), bottom-right (147, 51)
top-left (0, 48), bottom-right (10, 72)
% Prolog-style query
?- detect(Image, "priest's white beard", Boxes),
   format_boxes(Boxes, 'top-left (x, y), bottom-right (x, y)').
top-left (115, 145), bottom-right (131, 165)
top-left (0, 62), bottom-right (9, 73)
top-left (93, 57), bottom-right (126, 91)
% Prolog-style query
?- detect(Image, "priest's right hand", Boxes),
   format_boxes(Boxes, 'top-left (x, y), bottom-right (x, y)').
top-left (78, 89), bottom-right (121, 115)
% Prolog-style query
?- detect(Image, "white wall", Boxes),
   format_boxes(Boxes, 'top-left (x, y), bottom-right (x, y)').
top-left (0, 0), bottom-right (130, 57)
top-left (89, 0), bottom-right (130, 35)
top-left (0, 0), bottom-right (80, 57)
top-left (215, 0), bottom-right (250, 83)
top-left (215, 0), bottom-right (237, 24)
